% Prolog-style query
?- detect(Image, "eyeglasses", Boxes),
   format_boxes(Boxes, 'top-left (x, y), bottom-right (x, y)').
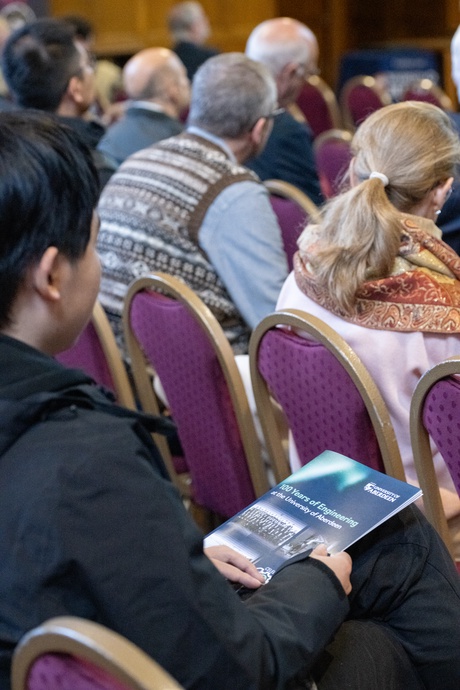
top-left (72, 50), bottom-right (97, 80)
top-left (249, 107), bottom-right (285, 131)
top-left (264, 107), bottom-right (285, 120)
top-left (295, 63), bottom-right (321, 79)
top-left (250, 107), bottom-right (285, 131)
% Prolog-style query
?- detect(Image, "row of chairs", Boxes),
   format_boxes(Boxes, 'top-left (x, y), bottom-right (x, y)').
top-left (25, 276), bottom-right (460, 690)
top-left (296, 74), bottom-right (456, 200)
top-left (57, 272), bottom-right (460, 563)
top-left (297, 74), bottom-right (454, 139)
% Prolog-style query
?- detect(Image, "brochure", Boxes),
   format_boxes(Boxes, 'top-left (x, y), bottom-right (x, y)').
top-left (204, 450), bottom-right (422, 583)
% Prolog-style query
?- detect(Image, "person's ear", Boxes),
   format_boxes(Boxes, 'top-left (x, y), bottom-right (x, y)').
top-left (251, 116), bottom-right (270, 147)
top-left (433, 177), bottom-right (454, 211)
top-left (276, 62), bottom-right (298, 101)
top-left (280, 62), bottom-right (299, 83)
top-left (66, 74), bottom-right (84, 106)
top-left (32, 247), bottom-right (63, 302)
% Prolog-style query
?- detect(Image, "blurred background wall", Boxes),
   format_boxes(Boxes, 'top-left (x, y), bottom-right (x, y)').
top-left (45, 0), bottom-right (460, 105)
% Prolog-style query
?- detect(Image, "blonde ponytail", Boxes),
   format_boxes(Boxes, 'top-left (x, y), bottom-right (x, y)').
top-left (300, 101), bottom-right (460, 314)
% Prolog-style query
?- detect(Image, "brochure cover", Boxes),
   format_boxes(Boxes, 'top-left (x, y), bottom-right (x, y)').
top-left (204, 450), bottom-right (422, 583)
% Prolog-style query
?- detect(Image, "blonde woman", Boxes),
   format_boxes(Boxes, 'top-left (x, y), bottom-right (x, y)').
top-left (277, 101), bottom-right (460, 551)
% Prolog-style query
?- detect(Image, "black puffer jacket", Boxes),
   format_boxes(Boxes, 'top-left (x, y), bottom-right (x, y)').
top-left (0, 334), bottom-right (348, 690)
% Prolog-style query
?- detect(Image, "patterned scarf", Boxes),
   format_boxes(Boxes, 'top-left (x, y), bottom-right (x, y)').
top-left (294, 216), bottom-right (460, 333)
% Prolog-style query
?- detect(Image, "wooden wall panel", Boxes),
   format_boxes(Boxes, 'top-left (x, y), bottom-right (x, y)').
top-left (277, 0), bottom-right (350, 88)
top-left (50, 0), bottom-right (276, 57)
top-left (50, 0), bottom-right (460, 102)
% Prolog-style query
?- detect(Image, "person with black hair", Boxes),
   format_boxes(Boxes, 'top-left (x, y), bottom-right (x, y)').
top-left (2, 17), bottom-right (116, 189)
top-left (61, 13), bottom-right (123, 116)
top-left (0, 112), bottom-right (459, 690)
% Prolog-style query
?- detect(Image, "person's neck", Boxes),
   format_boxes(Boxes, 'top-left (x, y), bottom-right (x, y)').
top-left (224, 137), bottom-right (254, 164)
top-left (55, 101), bottom-right (83, 118)
top-left (132, 98), bottom-right (180, 120)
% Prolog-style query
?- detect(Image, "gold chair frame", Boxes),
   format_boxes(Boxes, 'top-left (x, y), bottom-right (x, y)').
top-left (263, 179), bottom-right (321, 224)
top-left (339, 75), bottom-right (393, 131)
top-left (409, 356), bottom-right (460, 559)
top-left (249, 309), bottom-right (405, 485)
top-left (122, 273), bottom-right (269, 503)
top-left (313, 128), bottom-right (353, 196)
top-left (403, 78), bottom-right (453, 111)
top-left (87, 301), bottom-right (136, 410)
top-left (11, 616), bottom-right (183, 690)
top-left (313, 127), bottom-right (353, 152)
top-left (305, 74), bottom-right (343, 130)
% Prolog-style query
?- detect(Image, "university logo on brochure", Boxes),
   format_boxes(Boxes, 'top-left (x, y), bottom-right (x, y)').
top-left (364, 483), bottom-right (401, 503)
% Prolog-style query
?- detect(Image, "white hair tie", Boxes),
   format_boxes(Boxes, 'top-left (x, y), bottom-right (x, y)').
top-left (369, 171), bottom-right (389, 186)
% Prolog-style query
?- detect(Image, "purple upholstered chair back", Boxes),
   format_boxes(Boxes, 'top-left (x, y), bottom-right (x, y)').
top-left (314, 130), bottom-right (353, 199)
top-left (258, 329), bottom-right (385, 472)
top-left (402, 80), bottom-right (453, 111)
top-left (56, 320), bottom-right (114, 392)
top-left (340, 76), bottom-right (392, 130)
top-left (55, 303), bottom-right (135, 409)
top-left (128, 289), bottom-right (257, 518)
top-left (250, 311), bottom-right (404, 485)
top-left (12, 616), bottom-right (184, 690)
top-left (25, 654), bottom-right (129, 690)
top-left (410, 358), bottom-right (460, 564)
top-left (269, 196), bottom-right (308, 270)
top-left (265, 179), bottom-right (320, 271)
top-left (345, 84), bottom-right (383, 126)
top-left (422, 377), bottom-right (460, 495)
top-left (295, 77), bottom-right (341, 139)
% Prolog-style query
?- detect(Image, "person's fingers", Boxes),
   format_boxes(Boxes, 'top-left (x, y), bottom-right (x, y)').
top-left (209, 559), bottom-right (264, 588)
top-left (205, 545), bottom-right (265, 585)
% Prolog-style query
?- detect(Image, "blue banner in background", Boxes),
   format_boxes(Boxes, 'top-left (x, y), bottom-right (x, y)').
top-left (339, 48), bottom-right (441, 101)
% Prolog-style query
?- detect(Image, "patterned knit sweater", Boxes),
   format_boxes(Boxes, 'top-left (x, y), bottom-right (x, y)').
top-left (97, 132), bottom-right (258, 356)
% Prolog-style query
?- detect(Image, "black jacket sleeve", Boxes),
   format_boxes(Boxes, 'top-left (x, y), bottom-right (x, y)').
top-left (42, 408), bottom-right (349, 689)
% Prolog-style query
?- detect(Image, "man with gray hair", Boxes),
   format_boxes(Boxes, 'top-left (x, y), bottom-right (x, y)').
top-left (167, 1), bottom-right (218, 80)
top-left (98, 52), bottom-right (288, 356)
top-left (97, 47), bottom-right (189, 166)
top-left (245, 17), bottom-right (323, 205)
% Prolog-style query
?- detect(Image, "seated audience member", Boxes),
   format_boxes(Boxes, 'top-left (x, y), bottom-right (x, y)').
top-left (97, 48), bottom-right (189, 167)
top-left (97, 53), bottom-right (288, 355)
top-left (167, 1), bottom-right (218, 80)
top-left (437, 28), bottom-right (460, 254)
top-left (277, 101), bottom-right (460, 552)
top-left (61, 13), bottom-right (124, 118)
top-left (245, 17), bottom-right (323, 205)
top-left (2, 17), bottom-right (116, 189)
top-left (0, 111), bottom-right (460, 690)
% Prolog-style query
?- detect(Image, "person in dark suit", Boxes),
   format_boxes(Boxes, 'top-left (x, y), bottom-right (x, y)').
top-left (245, 17), bottom-right (323, 206)
top-left (98, 47), bottom-right (189, 167)
top-left (167, 1), bottom-right (218, 80)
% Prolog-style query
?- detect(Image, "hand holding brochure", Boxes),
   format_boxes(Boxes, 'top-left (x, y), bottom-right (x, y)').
top-left (204, 450), bottom-right (422, 583)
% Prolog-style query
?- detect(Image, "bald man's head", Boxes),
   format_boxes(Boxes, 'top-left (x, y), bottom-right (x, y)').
top-left (123, 47), bottom-right (190, 114)
top-left (246, 17), bottom-right (319, 106)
